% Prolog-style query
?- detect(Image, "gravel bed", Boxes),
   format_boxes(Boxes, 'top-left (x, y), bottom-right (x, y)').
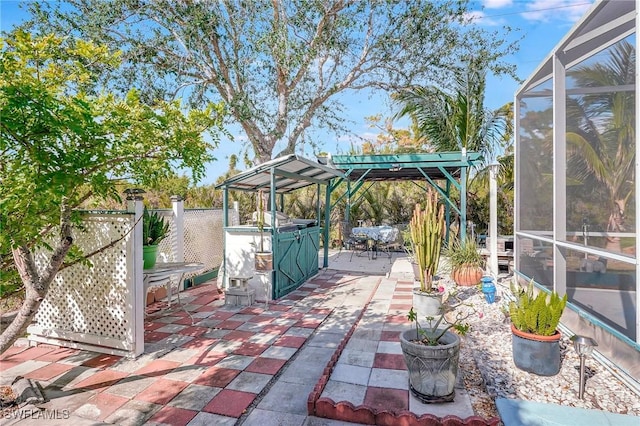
top-left (438, 274), bottom-right (640, 419)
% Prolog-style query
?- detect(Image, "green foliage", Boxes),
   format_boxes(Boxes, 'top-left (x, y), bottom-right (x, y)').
top-left (509, 280), bottom-right (567, 336)
top-left (0, 30), bottom-right (226, 255)
top-left (409, 189), bottom-right (445, 292)
top-left (143, 209), bottom-right (170, 246)
top-left (407, 293), bottom-right (474, 346)
top-left (443, 236), bottom-right (483, 270)
top-left (26, 0), bottom-right (517, 163)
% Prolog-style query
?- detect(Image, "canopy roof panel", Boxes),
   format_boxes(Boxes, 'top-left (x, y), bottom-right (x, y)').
top-left (519, 0), bottom-right (634, 93)
top-left (330, 152), bottom-right (482, 182)
top-left (215, 154), bottom-right (346, 193)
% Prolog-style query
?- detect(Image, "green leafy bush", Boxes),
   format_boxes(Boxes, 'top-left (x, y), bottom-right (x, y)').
top-left (509, 279), bottom-right (567, 336)
top-left (143, 209), bottom-right (170, 246)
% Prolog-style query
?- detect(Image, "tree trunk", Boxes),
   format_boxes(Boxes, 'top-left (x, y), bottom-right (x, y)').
top-left (0, 231), bottom-right (73, 354)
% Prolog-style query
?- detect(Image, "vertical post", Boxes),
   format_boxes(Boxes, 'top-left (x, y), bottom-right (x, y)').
top-left (445, 180), bottom-right (451, 245)
top-left (126, 193), bottom-right (145, 357)
top-left (323, 180), bottom-right (332, 268)
top-left (489, 164), bottom-right (499, 276)
top-left (171, 195), bottom-right (184, 263)
top-left (222, 187), bottom-right (229, 290)
top-left (460, 149), bottom-right (467, 241)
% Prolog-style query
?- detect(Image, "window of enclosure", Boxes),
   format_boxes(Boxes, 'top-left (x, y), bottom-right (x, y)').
top-left (516, 236), bottom-right (553, 291)
top-left (564, 35), bottom-right (636, 256)
top-left (518, 79), bottom-right (554, 233)
top-left (565, 251), bottom-right (636, 341)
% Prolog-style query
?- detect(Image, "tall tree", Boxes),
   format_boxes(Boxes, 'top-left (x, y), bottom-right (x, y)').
top-left (23, 0), bottom-right (517, 164)
top-left (0, 31), bottom-right (227, 353)
top-left (392, 62), bottom-right (511, 167)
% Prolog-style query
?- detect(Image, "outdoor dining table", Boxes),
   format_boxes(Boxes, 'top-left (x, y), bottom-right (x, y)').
top-left (143, 262), bottom-right (204, 325)
top-left (351, 225), bottom-right (399, 259)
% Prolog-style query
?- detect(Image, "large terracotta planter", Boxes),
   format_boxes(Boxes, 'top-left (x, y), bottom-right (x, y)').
top-left (451, 264), bottom-right (483, 286)
top-left (511, 323), bottom-right (562, 376)
top-left (400, 329), bottom-right (460, 403)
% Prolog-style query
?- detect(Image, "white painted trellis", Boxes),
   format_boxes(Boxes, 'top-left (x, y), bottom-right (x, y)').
top-left (27, 197), bottom-right (227, 358)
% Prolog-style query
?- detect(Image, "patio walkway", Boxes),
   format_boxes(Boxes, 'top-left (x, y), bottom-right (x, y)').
top-left (0, 255), bottom-right (493, 426)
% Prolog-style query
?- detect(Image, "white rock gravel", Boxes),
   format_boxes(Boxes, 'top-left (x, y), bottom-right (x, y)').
top-left (437, 274), bottom-right (640, 420)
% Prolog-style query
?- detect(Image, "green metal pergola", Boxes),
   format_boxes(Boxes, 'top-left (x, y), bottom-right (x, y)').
top-left (324, 151), bottom-right (481, 267)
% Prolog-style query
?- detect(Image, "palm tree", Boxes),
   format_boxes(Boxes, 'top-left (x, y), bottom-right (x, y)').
top-left (392, 63), bottom-right (510, 168)
top-left (565, 40), bottom-right (635, 253)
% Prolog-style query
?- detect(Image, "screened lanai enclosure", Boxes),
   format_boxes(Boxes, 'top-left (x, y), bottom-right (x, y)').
top-left (515, 0), bottom-right (639, 382)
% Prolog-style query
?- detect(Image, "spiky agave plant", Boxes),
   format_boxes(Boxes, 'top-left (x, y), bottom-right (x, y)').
top-left (409, 189), bottom-right (445, 292)
top-left (509, 279), bottom-right (567, 336)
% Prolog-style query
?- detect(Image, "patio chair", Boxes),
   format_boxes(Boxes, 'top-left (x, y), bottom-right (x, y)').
top-left (377, 226), bottom-right (401, 263)
top-left (340, 221), bottom-right (370, 261)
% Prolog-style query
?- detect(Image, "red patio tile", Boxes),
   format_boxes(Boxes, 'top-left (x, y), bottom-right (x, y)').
top-left (273, 335), bottom-right (306, 348)
top-left (245, 357), bottom-right (287, 375)
top-left (144, 321), bottom-right (167, 331)
top-left (0, 360), bottom-right (19, 371)
top-left (203, 389), bottom-right (256, 418)
top-left (210, 311), bottom-right (236, 321)
top-left (82, 354), bottom-right (122, 369)
top-left (240, 307), bottom-right (264, 315)
top-left (85, 392), bottom-right (129, 421)
top-left (181, 337), bottom-right (219, 351)
top-left (144, 331), bottom-right (172, 342)
top-left (393, 294), bottom-right (413, 300)
top-left (265, 304), bottom-right (290, 312)
top-left (309, 308), bottom-right (332, 315)
top-left (6, 346), bottom-right (55, 362)
top-left (0, 345), bottom-right (24, 361)
top-left (363, 386), bottom-right (408, 413)
top-left (293, 318), bottom-right (322, 328)
top-left (24, 362), bottom-right (75, 381)
top-left (148, 406), bottom-right (198, 426)
top-left (389, 303), bottom-right (412, 311)
top-left (261, 324), bottom-right (289, 335)
top-left (232, 342), bottom-right (268, 357)
top-left (74, 369), bottom-right (128, 392)
top-left (195, 305), bottom-right (216, 312)
top-left (380, 330), bottom-right (401, 342)
top-left (174, 316), bottom-right (197, 325)
top-left (134, 359), bottom-right (181, 377)
top-left (384, 314), bottom-right (406, 324)
top-left (216, 320), bottom-right (244, 330)
top-left (135, 378), bottom-right (189, 405)
top-left (373, 353), bottom-right (407, 370)
top-left (193, 367), bottom-right (240, 387)
top-left (225, 329), bottom-right (257, 341)
top-left (34, 347), bottom-right (79, 363)
top-left (177, 326), bottom-right (208, 337)
top-left (247, 315), bottom-right (274, 325)
top-left (191, 295), bottom-right (220, 305)
top-left (189, 349), bottom-right (226, 367)
top-left (281, 312), bottom-right (304, 320)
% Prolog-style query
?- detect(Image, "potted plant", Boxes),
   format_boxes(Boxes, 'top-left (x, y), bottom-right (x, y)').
top-left (509, 279), bottom-right (568, 376)
top-left (254, 190), bottom-right (273, 271)
top-left (409, 189), bottom-right (445, 317)
top-left (444, 236), bottom-right (484, 286)
top-left (400, 295), bottom-right (473, 403)
top-left (142, 208), bottom-right (170, 269)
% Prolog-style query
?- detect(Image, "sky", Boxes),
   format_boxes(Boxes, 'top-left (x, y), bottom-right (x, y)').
top-left (1, 0), bottom-right (596, 185)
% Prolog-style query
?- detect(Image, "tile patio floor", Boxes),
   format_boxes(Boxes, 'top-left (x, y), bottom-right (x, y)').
top-left (0, 256), bottom-right (486, 426)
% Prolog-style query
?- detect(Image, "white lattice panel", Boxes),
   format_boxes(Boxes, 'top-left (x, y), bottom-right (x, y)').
top-left (184, 209), bottom-right (223, 273)
top-left (156, 209), bottom-right (176, 263)
top-left (32, 213), bottom-right (135, 351)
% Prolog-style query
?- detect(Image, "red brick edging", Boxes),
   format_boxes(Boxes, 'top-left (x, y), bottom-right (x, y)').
top-left (306, 276), bottom-right (501, 426)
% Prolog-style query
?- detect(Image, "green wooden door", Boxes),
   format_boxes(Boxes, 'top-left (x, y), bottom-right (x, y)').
top-left (273, 227), bottom-right (319, 298)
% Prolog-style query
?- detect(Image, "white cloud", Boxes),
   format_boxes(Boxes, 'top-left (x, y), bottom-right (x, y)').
top-left (521, 0), bottom-right (593, 23)
top-left (483, 0), bottom-right (513, 9)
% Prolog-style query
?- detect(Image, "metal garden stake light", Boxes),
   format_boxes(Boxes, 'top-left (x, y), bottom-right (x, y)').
top-left (570, 334), bottom-right (598, 399)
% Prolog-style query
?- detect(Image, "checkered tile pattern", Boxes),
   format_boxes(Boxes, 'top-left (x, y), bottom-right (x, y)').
top-left (1, 276), bottom-right (335, 425)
